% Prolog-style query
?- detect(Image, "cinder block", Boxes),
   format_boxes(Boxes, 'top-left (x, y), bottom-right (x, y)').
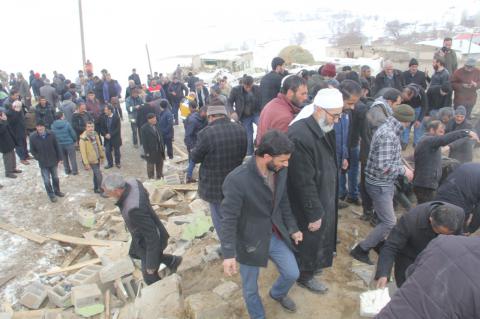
top-left (71, 284), bottom-right (104, 317)
top-left (20, 281), bottom-right (47, 309)
top-left (68, 264), bottom-right (102, 286)
top-left (47, 281), bottom-right (73, 308)
top-left (99, 257), bottom-right (134, 283)
top-left (121, 275), bottom-right (139, 300)
top-left (164, 174), bottom-right (181, 185)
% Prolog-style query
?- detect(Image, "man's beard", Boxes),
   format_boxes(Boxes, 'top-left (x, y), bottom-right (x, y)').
top-left (318, 114), bottom-right (334, 133)
top-left (433, 65), bottom-right (439, 71)
top-left (267, 161), bottom-right (280, 172)
top-left (291, 95), bottom-right (301, 108)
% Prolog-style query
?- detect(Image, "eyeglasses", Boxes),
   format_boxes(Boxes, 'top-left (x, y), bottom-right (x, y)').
top-left (323, 108), bottom-right (343, 120)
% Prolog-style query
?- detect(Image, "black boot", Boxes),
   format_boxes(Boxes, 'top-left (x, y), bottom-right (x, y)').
top-left (350, 245), bottom-right (373, 265)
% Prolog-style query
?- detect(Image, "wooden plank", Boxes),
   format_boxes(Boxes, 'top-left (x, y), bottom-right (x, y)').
top-left (110, 216), bottom-right (124, 223)
top-left (104, 289), bottom-right (111, 319)
top-left (13, 309), bottom-right (63, 319)
top-left (61, 246), bottom-right (87, 267)
top-left (48, 233), bottom-right (116, 247)
top-left (172, 144), bottom-right (189, 158)
top-left (167, 184), bottom-right (198, 191)
top-left (39, 258), bottom-right (101, 276)
top-left (0, 221), bottom-right (49, 244)
top-left (157, 202), bottom-right (178, 209)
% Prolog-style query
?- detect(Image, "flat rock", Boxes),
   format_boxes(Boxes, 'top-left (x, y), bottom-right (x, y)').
top-left (188, 199), bottom-right (210, 214)
top-left (134, 273), bottom-right (184, 319)
top-left (185, 291), bottom-right (231, 319)
top-left (213, 281), bottom-right (239, 299)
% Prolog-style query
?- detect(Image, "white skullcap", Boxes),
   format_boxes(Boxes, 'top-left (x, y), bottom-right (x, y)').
top-left (313, 88), bottom-right (343, 109)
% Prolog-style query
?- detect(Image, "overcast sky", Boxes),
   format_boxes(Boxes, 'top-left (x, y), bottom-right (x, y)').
top-left (2, 0), bottom-right (479, 84)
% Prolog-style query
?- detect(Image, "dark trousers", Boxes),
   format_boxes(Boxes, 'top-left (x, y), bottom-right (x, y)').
top-left (91, 163), bottom-right (103, 191)
top-left (413, 186), bottom-right (436, 204)
top-left (141, 253), bottom-right (175, 285)
top-left (59, 143), bottom-right (78, 174)
top-left (104, 140), bottom-right (121, 166)
top-left (15, 135), bottom-right (28, 160)
top-left (40, 166), bottom-right (60, 197)
top-left (147, 160), bottom-right (164, 179)
top-left (2, 150), bottom-right (16, 175)
top-left (164, 137), bottom-right (173, 159)
top-left (130, 121), bottom-right (138, 145)
top-left (360, 161), bottom-right (374, 214)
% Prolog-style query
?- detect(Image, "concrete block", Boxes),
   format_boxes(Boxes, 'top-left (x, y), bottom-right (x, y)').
top-left (20, 281), bottom-right (47, 309)
top-left (68, 264), bottom-right (103, 286)
top-left (134, 274), bottom-right (183, 319)
top-left (71, 284), bottom-right (104, 317)
top-left (99, 257), bottom-right (135, 283)
top-left (47, 281), bottom-right (73, 308)
top-left (185, 291), bottom-right (231, 319)
top-left (185, 191), bottom-right (197, 202)
top-left (77, 209), bottom-right (96, 228)
top-left (213, 281), bottom-right (239, 299)
top-left (121, 275), bottom-right (139, 300)
top-left (164, 174), bottom-right (181, 185)
top-left (150, 188), bottom-right (176, 204)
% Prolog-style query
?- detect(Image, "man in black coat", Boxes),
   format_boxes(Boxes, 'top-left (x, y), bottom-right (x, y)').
top-left (287, 88), bottom-right (343, 293)
top-left (400, 83), bottom-right (429, 148)
top-left (376, 235), bottom-right (480, 319)
top-left (221, 130), bottom-right (302, 316)
top-left (191, 105), bottom-right (247, 236)
top-left (5, 94), bottom-right (30, 164)
top-left (29, 121), bottom-right (64, 202)
top-left (413, 120), bottom-right (477, 203)
top-left (375, 201), bottom-right (464, 288)
top-left (435, 162), bottom-right (480, 233)
top-left (140, 113), bottom-right (165, 179)
top-left (402, 58), bottom-right (428, 90)
top-left (103, 174), bottom-right (182, 285)
top-left (260, 57), bottom-right (285, 108)
top-left (228, 75), bottom-right (262, 156)
top-left (373, 60), bottom-right (405, 96)
top-left (35, 96), bottom-right (56, 129)
top-left (128, 68), bottom-right (141, 86)
top-left (445, 105), bottom-right (476, 163)
top-left (0, 107), bottom-right (21, 178)
top-left (100, 105), bottom-right (122, 169)
top-left (167, 77), bottom-right (188, 125)
top-left (72, 102), bottom-right (94, 140)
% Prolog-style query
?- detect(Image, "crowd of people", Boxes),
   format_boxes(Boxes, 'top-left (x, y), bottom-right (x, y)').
top-left (1, 36), bottom-right (480, 318)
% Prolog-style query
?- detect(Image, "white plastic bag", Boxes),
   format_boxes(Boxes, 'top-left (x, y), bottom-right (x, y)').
top-left (360, 288), bottom-right (391, 317)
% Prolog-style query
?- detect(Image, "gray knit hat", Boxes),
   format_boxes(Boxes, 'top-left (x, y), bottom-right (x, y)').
top-left (393, 104), bottom-right (415, 123)
top-left (455, 105), bottom-right (466, 116)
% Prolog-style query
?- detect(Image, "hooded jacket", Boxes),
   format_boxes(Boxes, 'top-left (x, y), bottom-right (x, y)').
top-left (51, 119), bottom-right (77, 145)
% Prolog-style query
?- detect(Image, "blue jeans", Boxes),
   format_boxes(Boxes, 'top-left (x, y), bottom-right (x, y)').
top-left (209, 202), bottom-right (223, 236)
top-left (241, 115), bottom-right (257, 156)
top-left (240, 235), bottom-right (299, 319)
top-left (91, 163), bottom-right (103, 191)
top-left (186, 159), bottom-right (195, 179)
top-left (401, 107), bottom-right (424, 146)
top-left (40, 166), bottom-right (60, 197)
top-left (337, 156), bottom-right (347, 199)
top-left (347, 145), bottom-right (360, 200)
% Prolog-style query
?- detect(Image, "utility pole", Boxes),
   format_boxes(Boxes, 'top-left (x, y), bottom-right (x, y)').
top-left (145, 44), bottom-right (153, 76)
top-left (78, 0), bottom-right (86, 67)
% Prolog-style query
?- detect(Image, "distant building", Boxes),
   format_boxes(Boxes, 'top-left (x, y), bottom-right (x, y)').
top-left (192, 50), bottom-right (254, 73)
top-left (455, 33), bottom-right (480, 46)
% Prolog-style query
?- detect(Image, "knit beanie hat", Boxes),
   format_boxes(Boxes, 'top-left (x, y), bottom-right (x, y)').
top-left (321, 63), bottom-right (337, 77)
top-left (393, 104), bottom-right (415, 123)
top-left (455, 105), bottom-right (466, 116)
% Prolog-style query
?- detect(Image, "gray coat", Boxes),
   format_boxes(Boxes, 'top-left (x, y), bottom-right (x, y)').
top-left (287, 115), bottom-right (338, 271)
top-left (40, 84), bottom-right (59, 108)
top-left (60, 100), bottom-right (76, 124)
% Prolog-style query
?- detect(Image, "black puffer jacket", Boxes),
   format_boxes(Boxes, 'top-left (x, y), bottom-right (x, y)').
top-left (260, 71), bottom-right (283, 109)
top-left (376, 235), bottom-right (480, 319)
top-left (0, 120), bottom-right (16, 153)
